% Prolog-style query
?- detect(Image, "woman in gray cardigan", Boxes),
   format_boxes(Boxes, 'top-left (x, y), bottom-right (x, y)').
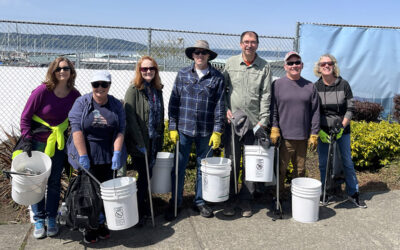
top-left (124, 56), bottom-right (164, 226)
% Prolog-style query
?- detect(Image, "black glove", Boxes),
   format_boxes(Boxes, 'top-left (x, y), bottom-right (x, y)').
top-left (259, 137), bottom-right (271, 148)
top-left (21, 138), bottom-right (32, 157)
top-left (253, 125), bottom-right (270, 148)
top-left (253, 124), bottom-right (268, 140)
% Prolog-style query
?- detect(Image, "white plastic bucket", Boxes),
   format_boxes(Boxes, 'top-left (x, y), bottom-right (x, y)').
top-left (244, 145), bottom-right (274, 182)
top-left (11, 151), bottom-right (52, 205)
top-left (151, 152), bottom-right (174, 194)
top-left (101, 177), bottom-right (138, 231)
top-left (200, 157), bottom-right (231, 202)
top-left (291, 177), bottom-right (322, 223)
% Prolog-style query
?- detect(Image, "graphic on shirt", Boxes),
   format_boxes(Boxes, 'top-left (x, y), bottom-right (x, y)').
top-left (91, 109), bottom-right (108, 127)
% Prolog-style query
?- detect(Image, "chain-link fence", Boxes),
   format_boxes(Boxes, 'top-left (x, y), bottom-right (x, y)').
top-left (0, 20), bottom-right (295, 135)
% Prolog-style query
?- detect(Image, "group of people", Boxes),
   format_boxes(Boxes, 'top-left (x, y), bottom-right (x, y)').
top-left (17, 30), bottom-right (366, 244)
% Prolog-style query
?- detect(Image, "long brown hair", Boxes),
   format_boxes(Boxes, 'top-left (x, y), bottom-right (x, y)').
top-left (132, 56), bottom-right (162, 90)
top-left (44, 57), bottom-right (76, 90)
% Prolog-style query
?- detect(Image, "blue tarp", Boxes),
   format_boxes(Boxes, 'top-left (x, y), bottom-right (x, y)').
top-left (299, 24), bottom-right (400, 117)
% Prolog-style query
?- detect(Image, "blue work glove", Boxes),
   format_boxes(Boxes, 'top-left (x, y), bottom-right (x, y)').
top-left (136, 145), bottom-right (146, 154)
top-left (336, 128), bottom-right (344, 140)
top-left (112, 151), bottom-right (122, 170)
top-left (78, 155), bottom-right (90, 170)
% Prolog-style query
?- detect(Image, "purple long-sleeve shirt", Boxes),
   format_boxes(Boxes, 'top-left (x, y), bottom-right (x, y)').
top-left (271, 76), bottom-right (320, 140)
top-left (20, 83), bottom-right (81, 142)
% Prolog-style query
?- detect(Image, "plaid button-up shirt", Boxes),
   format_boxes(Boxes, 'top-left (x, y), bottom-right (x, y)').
top-left (168, 63), bottom-right (225, 137)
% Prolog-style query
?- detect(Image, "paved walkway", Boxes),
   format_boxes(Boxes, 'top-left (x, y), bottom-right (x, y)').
top-left (1, 190), bottom-right (399, 249)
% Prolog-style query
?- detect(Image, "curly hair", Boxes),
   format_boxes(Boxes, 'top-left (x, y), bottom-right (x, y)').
top-left (44, 57), bottom-right (76, 90)
top-left (132, 56), bottom-right (162, 90)
top-left (313, 54), bottom-right (340, 78)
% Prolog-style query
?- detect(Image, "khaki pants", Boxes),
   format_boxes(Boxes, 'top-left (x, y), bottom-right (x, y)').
top-left (279, 139), bottom-right (308, 193)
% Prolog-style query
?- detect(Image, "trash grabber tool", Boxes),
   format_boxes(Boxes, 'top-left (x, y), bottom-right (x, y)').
top-left (144, 150), bottom-right (155, 227)
top-left (174, 140), bottom-right (179, 218)
top-left (272, 138), bottom-right (283, 220)
top-left (231, 122), bottom-right (238, 195)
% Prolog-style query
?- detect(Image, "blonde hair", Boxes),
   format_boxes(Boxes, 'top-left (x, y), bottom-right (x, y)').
top-left (313, 54), bottom-right (340, 78)
top-left (132, 56), bottom-right (162, 90)
top-left (44, 57), bottom-right (76, 90)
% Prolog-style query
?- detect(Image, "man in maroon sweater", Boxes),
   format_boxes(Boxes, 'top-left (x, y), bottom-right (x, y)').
top-left (270, 51), bottom-right (320, 199)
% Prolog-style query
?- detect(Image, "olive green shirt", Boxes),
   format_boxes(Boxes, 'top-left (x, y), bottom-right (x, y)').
top-left (223, 54), bottom-right (272, 127)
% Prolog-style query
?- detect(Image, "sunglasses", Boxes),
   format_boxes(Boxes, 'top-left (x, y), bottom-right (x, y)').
top-left (193, 50), bottom-right (208, 55)
top-left (55, 66), bottom-right (71, 72)
top-left (319, 61), bottom-right (334, 67)
top-left (286, 60), bottom-right (302, 66)
top-left (140, 67), bottom-right (157, 72)
top-left (91, 81), bottom-right (110, 88)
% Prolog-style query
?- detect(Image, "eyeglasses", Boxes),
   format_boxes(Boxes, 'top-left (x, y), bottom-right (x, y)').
top-left (193, 50), bottom-right (208, 55)
top-left (140, 67), bottom-right (157, 72)
top-left (286, 60), bottom-right (302, 66)
top-left (319, 61), bottom-right (334, 67)
top-left (91, 81), bottom-right (110, 88)
top-left (55, 66), bottom-right (71, 72)
top-left (242, 41), bottom-right (258, 45)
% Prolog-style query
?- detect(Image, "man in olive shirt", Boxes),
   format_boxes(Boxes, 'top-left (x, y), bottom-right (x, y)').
top-left (223, 31), bottom-right (272, 217)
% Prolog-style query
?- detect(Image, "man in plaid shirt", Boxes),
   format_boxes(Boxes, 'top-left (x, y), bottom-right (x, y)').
top-left (165, 40), bottom-right (225, 221)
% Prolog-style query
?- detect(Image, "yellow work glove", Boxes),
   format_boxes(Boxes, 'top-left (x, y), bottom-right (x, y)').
top-left (308, 134), bottom-right (318, 151)
top-left (270, 127), bottom-right (280, 145)
top-left (208, 132), bottom-right (222, 149)
top-left (169, 130), bottom-right (179, 144)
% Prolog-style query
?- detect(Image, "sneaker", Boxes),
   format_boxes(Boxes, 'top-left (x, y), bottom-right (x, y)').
top-left (239, 201), bottom-right (252, 217)
top-left (83, 230), bottom-right (98, 244)
top-left (348, 192), bottom-right (367, 208)
top-left (164, 205), bottom-right (180, 221)
top-left (33, 219), bottom-right (46, 239)
top-left (46, 217), bottom-right (59, 237)
top-left (96, 224), bottom-right (110, 240)
top-left (196, 204), bottom-right (213, 218)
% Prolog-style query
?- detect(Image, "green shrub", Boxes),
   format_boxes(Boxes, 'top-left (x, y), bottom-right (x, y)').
top-left (161, 121), bottom-right (197, 169)
top-left (351, 120), bottom-right (400, 168)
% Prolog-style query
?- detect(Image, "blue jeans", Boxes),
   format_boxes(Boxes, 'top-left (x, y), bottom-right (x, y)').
top-left (31, 140), bottom-right (65, 221)
top-left (317, 133), bottom-right (359, 196)
top-left (170, 132), bottom-right (212, 207)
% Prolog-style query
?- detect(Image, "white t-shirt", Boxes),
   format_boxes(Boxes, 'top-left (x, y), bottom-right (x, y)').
top-left (196, 67), bottom-right (209, 79)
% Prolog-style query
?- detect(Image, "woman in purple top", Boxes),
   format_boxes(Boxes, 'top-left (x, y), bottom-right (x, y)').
top-left (19, 57), bottom-right (81, 239)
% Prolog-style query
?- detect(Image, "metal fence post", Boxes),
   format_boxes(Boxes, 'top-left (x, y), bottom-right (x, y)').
top-left (147, 28), bottom-right (152, 56)
top-left (295, 22), bottom-right (300, 52)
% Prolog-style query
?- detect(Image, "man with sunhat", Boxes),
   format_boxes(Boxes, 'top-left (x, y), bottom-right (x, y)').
top-left (223, 31), bottom-right (272, 218)
top-left (166, 40), bottom-right (225, 221)
top-left (270, 51), bottom-right (320, 201)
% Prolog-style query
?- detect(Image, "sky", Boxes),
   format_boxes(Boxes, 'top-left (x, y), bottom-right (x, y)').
top-left (0, 0), bottom-right (399, 37)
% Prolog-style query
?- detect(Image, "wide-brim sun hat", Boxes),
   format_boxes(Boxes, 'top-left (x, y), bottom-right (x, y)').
top-left (185, 40), bottom-right (218, 61)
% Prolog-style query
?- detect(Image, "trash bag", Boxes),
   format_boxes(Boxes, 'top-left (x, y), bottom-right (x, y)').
top-left (65, 171), bottom-right (103, 231)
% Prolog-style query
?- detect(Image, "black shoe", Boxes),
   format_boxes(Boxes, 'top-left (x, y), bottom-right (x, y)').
top-left (96, 224), bottom-right (110, 240)
top-left (196, 204), bottom-right (213, 218)
top-left (348, 192), bottom-right (367, 208)
top-left (164, 205), bottom-right (180, 221)
top-left (83, 230), bottom-right (98, 244)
